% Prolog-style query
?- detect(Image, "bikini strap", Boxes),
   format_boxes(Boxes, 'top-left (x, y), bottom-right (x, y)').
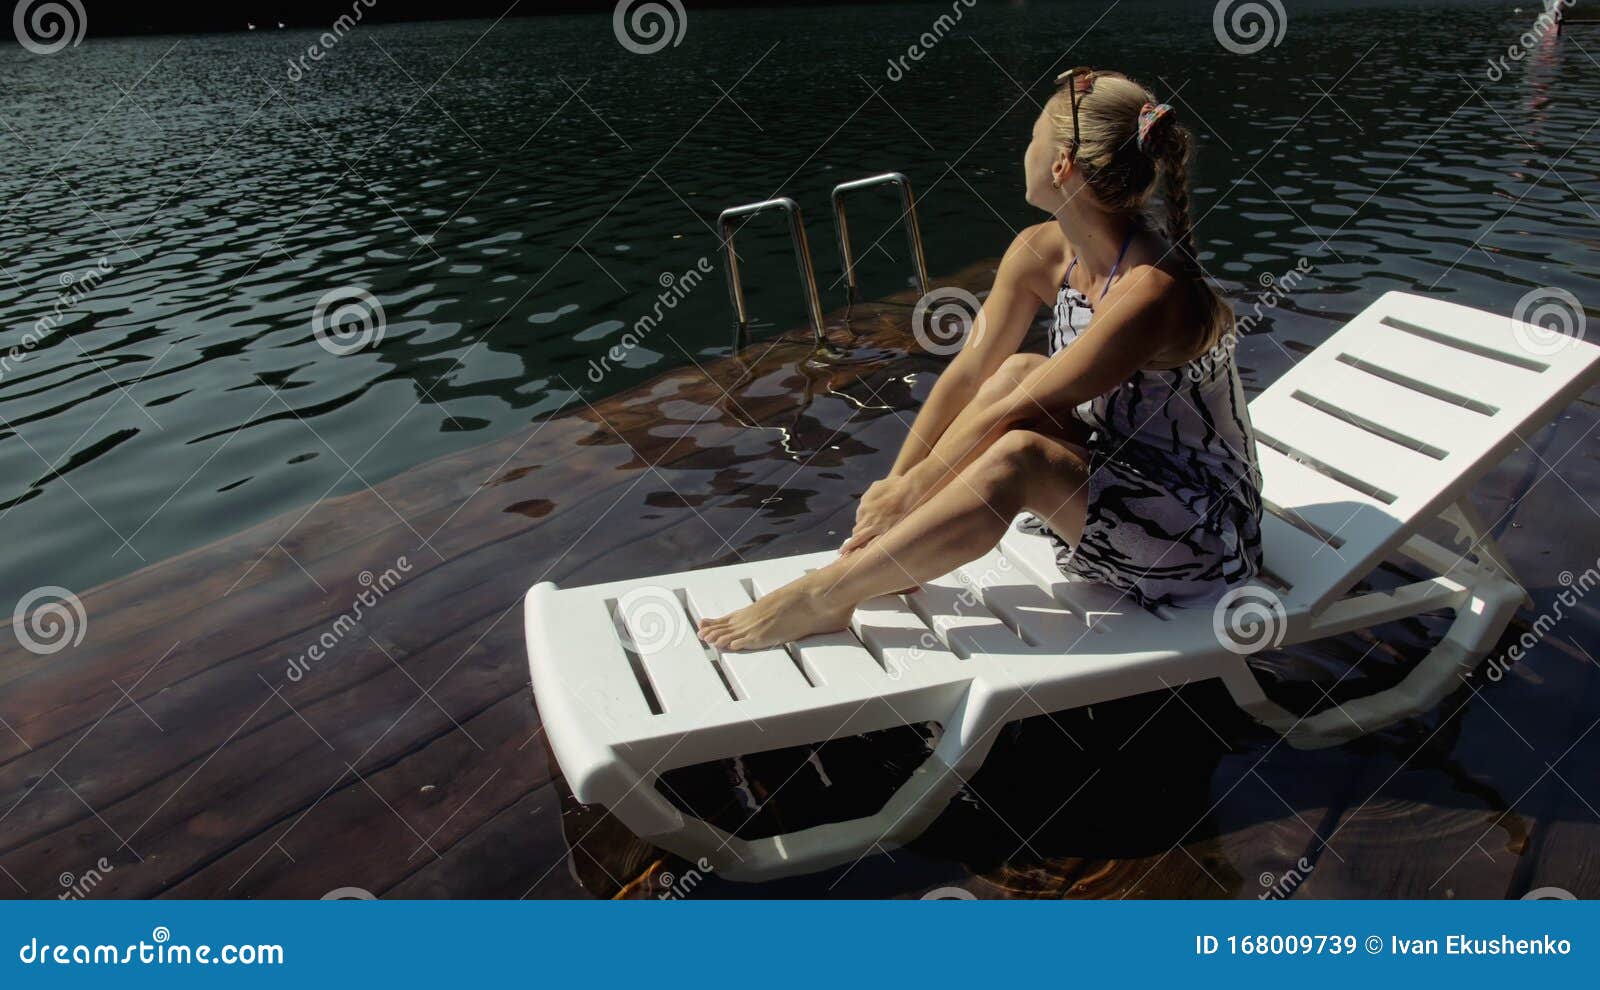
top-left (1099, 227), bottom-right (1137, 301)
top-left (1062, 226), bottom-right (1137, 301)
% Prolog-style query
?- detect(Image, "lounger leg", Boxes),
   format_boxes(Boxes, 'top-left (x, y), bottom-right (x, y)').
top-left (602, 688), bottom-right (1004, 882)
top-left (1440, 499), bottom-right (1532, 607)
top-left (1221, 567), bottom-right (1524, 750)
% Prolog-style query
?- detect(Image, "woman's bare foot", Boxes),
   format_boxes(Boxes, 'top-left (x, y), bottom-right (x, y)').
top-left (696, 576), bottom-right (854, 651)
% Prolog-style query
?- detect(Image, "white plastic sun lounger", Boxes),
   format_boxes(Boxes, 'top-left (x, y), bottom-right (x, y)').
top-left (524, 290), bottom-right (1599, 880)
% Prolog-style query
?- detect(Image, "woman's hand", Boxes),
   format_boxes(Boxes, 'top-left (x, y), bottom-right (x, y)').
top-left (839, 475), bottom-right (919, 556)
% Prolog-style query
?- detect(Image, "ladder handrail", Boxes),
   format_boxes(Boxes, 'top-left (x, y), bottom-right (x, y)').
top-left (717, 197), bottom-right (826, 352)
top-left (830, 172), bottom-right (930, 301)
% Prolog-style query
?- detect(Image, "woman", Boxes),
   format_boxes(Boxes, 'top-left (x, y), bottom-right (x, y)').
top-left (697, 67), bottom-right (1263, 652)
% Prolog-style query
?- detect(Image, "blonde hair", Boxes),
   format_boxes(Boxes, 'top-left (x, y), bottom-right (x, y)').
top-left (1048, 69), bottom-right (1234, 357)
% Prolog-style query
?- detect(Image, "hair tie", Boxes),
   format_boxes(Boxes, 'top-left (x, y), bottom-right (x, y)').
top-left (1136, 102), bottom-right (1174, 151)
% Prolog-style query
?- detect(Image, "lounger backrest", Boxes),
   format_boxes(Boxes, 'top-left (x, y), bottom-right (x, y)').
top-left (1247, 290), bottom-right (1599, 612)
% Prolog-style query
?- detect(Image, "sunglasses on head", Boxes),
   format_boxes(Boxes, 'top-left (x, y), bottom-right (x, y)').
top-left (1055, 66), bottom-right (1094, 159)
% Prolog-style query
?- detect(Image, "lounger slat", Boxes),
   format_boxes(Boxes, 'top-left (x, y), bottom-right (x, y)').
top-left (1253, 390), bottom-right (1443, 509)
top-left (1333, 322), bottom-right (1531, 413)
top-left (1259, 512), bottom-right (1347, 597)
top-left (538, 593), bottom-right (658, 723)
top-left (1376, 293), bottom-right (1584, 374)
top-left (1276, 357), bottom-right (1471, 460)
top-left (680, 577), bottom-right (813, 700)
top-left (850, 593), bottom-right (968, 678)
top-left (615, 594), bottom-right (733, 716)
top-left (994, 525), bottom-right (1128, 629)
top-left (954, 553), bottom-right (1096, 647)
top-left (912, 547), bottom-right (1040, 658)
top-left (1256, 445), bottom-right (1394, 535)
top-left (747, 569), bottom-right (891, 691)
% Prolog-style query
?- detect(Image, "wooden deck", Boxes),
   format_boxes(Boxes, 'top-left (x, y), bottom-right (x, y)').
top-left (2, 262), bottom-right (1596, 900)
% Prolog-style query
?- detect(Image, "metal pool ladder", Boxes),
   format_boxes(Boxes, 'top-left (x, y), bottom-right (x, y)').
top-left (717, 172), bottom-right (929, 351)
top-left (718, 197), bottom-right (825, 352)
top-left (831, 172), bottom-right (929, 303)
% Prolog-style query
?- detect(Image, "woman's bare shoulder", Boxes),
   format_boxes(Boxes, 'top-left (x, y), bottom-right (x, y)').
top-left (1099, 254), bottom-right (1211, 367)
top-left (996, 221), bottom-right (1068, 306)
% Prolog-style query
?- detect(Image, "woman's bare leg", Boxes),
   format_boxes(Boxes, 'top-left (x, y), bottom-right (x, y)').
top-left (697, 427), bottom-right (1090, 651)
top-left (879, 352), bottom-right (1060, 594)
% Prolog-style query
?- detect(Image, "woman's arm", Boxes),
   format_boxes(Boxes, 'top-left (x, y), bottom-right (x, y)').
top-left (886, 224), bottom-right (1058, 478)
top-left (895, 267), bottom-right (1183, 504)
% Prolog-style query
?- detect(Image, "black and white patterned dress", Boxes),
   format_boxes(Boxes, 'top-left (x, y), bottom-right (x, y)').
top-left (1020, 261), bottom-right (1265, 610)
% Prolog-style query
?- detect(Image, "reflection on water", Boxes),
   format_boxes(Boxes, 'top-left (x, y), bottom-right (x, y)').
top-left (1, 0), bottom-right (1596, 604)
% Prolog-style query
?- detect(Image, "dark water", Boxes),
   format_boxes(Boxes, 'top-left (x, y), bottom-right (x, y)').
top-left (1, 0), bottom-right (1595, 609)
